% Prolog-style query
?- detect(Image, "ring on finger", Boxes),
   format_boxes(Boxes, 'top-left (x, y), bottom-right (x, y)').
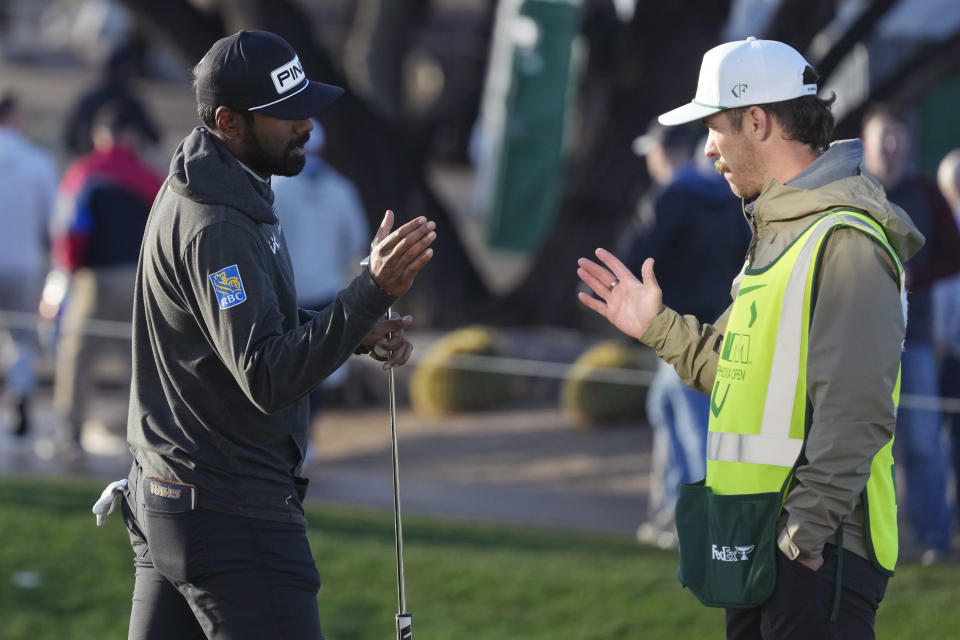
top-left (608, 279), bottom-right (619, 291)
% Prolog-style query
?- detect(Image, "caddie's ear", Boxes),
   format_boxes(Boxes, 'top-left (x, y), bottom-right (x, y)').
top-left (214, 106), bottom-right (247, 141)
top-left (747, 105), bottom-right (773, 142)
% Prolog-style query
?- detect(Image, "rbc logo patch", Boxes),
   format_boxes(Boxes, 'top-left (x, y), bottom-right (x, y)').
top-left (209, 265), bottom-right (247, 310)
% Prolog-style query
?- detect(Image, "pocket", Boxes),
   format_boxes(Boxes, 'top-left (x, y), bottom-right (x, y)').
top-left (780, 549), bottom-right (824, 575)
top-left (120, 497), bottom-right (153, 569)
top-left (143, 510), bottom-right (209, 583)
top-left (294, 475), bottom-right (309, 503)
top-left (675, 480), bottom-right (779, 609)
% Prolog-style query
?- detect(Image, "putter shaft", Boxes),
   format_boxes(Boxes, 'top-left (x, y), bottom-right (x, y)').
top-left (388, 344), bottom-right (408, 614)
top-left (385, 306), bottom-right (410, 627)
top-left (361, 258), bottom-right (412, 637)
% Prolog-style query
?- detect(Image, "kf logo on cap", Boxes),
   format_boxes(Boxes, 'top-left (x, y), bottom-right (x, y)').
top-left (271, 56), bottom-right (304, 94)
top-left (731, 82), bottom-right (748, 98)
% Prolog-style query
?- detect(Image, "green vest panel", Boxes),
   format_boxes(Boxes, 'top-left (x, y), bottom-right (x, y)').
top-left (706, 210), bottom-right (903, 573)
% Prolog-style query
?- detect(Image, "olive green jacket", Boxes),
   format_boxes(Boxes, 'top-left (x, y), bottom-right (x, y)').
top-left (640, 140), bottom-right (924, 563)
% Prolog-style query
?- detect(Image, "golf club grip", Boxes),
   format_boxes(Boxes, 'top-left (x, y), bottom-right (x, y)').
top-left (396, 613), bottom-right (413, 639)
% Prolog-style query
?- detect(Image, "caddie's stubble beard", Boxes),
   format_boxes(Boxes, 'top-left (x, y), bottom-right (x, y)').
top-left (714, 152), bottom-right (764, 200)
top-left (240, 129), bottom-right (309, 178)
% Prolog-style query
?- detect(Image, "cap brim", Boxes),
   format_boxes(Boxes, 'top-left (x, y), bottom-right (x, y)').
top-left (657, 101), bottom-right (722, 126)
top-left (253, 81), bottom-right (344, 120)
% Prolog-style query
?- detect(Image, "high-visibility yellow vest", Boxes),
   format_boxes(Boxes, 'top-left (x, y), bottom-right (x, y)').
top-left (706, 210), bottom-right (903, 574)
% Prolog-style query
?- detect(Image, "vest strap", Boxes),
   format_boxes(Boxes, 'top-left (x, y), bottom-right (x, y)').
top-left (714, 212), bottom-right (903, 464)
top-left (831, 524), bottom-right (845, 621)
top-left (707, 431), bottom-right (803, 467)
top-left (758, 213), bottom-right (899, 441)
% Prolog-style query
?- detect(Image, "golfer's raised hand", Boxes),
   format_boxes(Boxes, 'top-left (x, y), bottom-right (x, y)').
top-left (577, 249), bottom-right (662, 341)
top-left (368, 210), bottom-right (436, 298)
top-left (358, 312), bottom-right (414, 370)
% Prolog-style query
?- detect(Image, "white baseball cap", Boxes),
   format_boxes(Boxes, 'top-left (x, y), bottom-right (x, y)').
top-left (658, 37), bottom-right (817, 126)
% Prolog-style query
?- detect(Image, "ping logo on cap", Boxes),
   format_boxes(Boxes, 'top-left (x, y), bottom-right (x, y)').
top-left (270, 55), bottom-right (305, 94)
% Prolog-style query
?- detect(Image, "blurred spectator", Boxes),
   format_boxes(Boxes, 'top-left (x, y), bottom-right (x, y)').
top-left (50, 106), bottom-right (162, 457)
top-left (621, 121), bottom-right (749, 546)
top-left (272, 119), bottom-right (370, 422)
top-left (62, 39), bottom-right (159, 157)
top-left (862, 105), bottom-right (960, 561)
top-left (935, 148), bottom-right (960, 533)
top-left (0, 90), bottom-right (58, 437)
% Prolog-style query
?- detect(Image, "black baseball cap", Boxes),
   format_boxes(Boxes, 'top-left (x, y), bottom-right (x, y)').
top-left (194, 30), bottom-right (344, 120)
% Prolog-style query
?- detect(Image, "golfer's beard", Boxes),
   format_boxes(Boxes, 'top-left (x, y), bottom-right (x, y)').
top-left (241, 132), bottom-right (308, 178)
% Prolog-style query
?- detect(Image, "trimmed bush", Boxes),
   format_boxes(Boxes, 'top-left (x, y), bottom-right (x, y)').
top-left (411, 326), bottom-right (514, 416)
top-left (561, 341), bottom-right (653, 426)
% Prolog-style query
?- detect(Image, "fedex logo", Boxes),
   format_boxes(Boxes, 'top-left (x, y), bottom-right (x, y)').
top-left (712, 544), bottom-right (755, 562)
top-left (271, 55), bottom-right (305, 94)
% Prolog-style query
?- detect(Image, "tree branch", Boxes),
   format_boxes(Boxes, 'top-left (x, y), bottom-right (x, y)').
top-left (117, 0), bottom-right (223, 63)
top-left (761, 0), bottom-right (837, 54)
top-left (835, 26), bottom-right (960, 139)
top-left (815, 0), bottom-right (898, 82)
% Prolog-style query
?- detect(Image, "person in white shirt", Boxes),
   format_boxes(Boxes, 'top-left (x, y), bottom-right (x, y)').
top-left (272, 119), bottom-right (370, 415)
top-left (0, 90), bottom-right (59, 436)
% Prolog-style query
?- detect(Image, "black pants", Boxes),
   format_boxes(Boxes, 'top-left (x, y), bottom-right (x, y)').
top-left (725, 544), bottom-right (888, 640)
top-left (122, 472), bottom-right (324, 639)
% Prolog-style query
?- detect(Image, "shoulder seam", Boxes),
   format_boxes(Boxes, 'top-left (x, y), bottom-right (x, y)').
top-left (179, 211), bottom-right (264, 263)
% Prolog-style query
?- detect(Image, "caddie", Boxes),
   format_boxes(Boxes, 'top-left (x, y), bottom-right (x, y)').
top-left (576, 37), bottom-right (923, 639)
top-left (118, 30), bottom-right (435, 639)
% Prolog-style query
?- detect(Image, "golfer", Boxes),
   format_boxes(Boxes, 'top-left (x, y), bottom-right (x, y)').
top-left (577, 38), bottom-right (921, 638)
top-left (121, 31), bottom-right (435, 639)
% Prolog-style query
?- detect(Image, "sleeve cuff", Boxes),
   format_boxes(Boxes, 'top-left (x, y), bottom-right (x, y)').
top-left (777, 528), bottom-right (801, 560)
top-left (638, 305), bottom-right (672, 349)
top-left (343, 270), bottom-right (395, 321)
top-left (777, 521), bottom-right (823, 562)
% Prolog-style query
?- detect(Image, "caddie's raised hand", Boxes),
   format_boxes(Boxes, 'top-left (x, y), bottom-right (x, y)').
top-left (356, 312), bottom-right (415, 370)
top-left (576, 249), bottom-right (663, 341)
top-left (368, 210), bottom-right (436, 298)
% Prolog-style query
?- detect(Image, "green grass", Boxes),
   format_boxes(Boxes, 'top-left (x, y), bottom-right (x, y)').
top-left (0, 475), bottom-right (957, 639)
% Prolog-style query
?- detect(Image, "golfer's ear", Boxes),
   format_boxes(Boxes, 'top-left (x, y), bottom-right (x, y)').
top-left (215, 107), bottom-right (244, 140)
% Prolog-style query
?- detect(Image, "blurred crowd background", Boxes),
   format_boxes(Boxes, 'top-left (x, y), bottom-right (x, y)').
top-left (2, 0), bottom-right (960, 563)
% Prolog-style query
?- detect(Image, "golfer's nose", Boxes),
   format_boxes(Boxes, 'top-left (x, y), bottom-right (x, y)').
top-left (294, 118), bottom-right (313, 135)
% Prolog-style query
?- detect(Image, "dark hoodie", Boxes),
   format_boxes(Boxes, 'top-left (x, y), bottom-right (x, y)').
top-left (127, 127), bottom-right (392, 523)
